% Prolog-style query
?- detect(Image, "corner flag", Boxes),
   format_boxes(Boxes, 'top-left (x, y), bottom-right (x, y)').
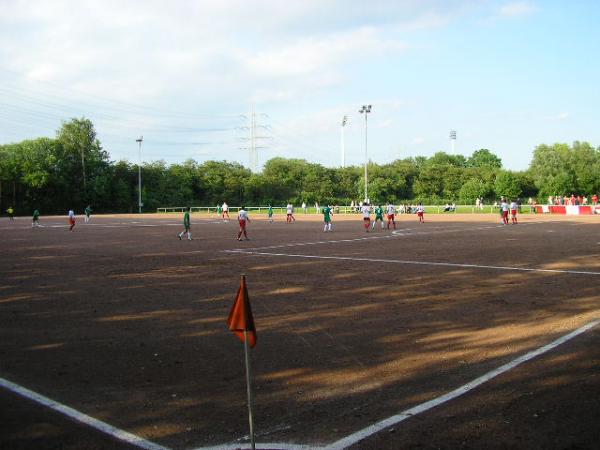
top-left (227, 274), bottom-right (257, 348)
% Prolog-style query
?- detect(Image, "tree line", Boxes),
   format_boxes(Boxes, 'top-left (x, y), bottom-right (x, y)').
top-left (1, 118), bottom-right (599, 214)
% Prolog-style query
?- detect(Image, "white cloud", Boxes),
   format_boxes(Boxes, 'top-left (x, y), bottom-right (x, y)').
top-left (242, 27), bottom-right (407, 79)
top-left (498, 2), bottom-right (537, 17)
top-left (556, 112), bottom-right (570, 120)
top-left (411, 137), bottom-right (426, 144)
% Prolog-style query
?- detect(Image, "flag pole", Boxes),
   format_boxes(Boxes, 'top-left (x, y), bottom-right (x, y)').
top-left (243, 329), bottom-right (255, 450)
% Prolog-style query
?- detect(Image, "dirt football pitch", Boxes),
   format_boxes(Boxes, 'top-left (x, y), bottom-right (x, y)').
top-left (1, 212), bottom-right (599, 450)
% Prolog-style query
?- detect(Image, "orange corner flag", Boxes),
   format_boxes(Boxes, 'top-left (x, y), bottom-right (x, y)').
top-left (227, 274), bottom-right (257, 348)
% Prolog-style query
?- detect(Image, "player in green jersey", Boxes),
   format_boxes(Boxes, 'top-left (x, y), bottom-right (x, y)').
top-left (267, 205), bottom-right (274, 223)
top-left (32, 209), bottom-right (42, 227)
top-left (178, 207), bottom-right (193, 240)
top-left (372, 205), bottom-right (385, 230)
top-left (322, 205), bottom-right (333, 232)
top-left (6, 206), bottom-right (14, 221)
top-left (84, 205), bottom-right (92, 223)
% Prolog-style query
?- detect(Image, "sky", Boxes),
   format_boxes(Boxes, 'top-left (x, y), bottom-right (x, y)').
top-left (1, 0), bottom-right (599, 171)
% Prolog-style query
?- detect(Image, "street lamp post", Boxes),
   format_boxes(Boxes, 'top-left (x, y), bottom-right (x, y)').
top-left (341, 115), bottom-right (348, 168)
top-left (359, 105), bottom-right (372, 203)
top-left (136, 136), bottom-right (143, 214)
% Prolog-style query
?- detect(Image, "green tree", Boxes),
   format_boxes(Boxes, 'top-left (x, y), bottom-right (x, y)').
top-left (413, 165), bottom-right (445, 199)
top-left (494, 171), bottom-right (522, 199)
top-left (56, 118), bottom-right (109, 206)
top-left (428, 152), bottom-right (467, 167)
top-left (570, 141), bottom-right (600, 194)
top-left (529, 143), bottom-right (576, 197)
top-left (467, 149), bottom-right (502, 168)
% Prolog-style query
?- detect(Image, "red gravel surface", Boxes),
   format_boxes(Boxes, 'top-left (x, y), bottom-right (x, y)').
top-left (0, 212), bottom-right (598, 449)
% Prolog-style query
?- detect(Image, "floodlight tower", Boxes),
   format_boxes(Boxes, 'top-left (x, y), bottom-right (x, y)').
top-left (359, 105), bottom-right (372, 203)
top-left (341, 115), bottom-right (348, 168)
top-left (450, 129), bottom-right (456, 153)
top-left (136, 136), bottom-right (143, 214)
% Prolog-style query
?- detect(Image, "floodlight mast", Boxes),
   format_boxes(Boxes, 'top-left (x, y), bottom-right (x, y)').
top-left (450, 129), bottom-right (456, 153)
top-left (341, 115), bottom-right (348, 168)
top-left (359, 105), bottom-right (372, 203)
top-left (136, 136), bottom-right (143, 214)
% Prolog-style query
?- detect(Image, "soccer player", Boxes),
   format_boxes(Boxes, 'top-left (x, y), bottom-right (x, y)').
top-left (500, 198), bottom-right (509, 225)
top-left (510, 200), bottom-right (518, 224)
top-left (32, 209), bottom-right (41, 227)
top-left (386, 203), bottom-right (396, 229)
top-left (178, 206), bottom-right (193, 240)
top-left (372, 205), bottom-right (385, 230)
top-left (237, 206), bottom-right (250, 240)
top-left (267, 204), bottom-right (274, 223)
top-left (361, 203), bottom-right (371, 232)
top-left (68, 209), bottom-right (76, 231)
top-left (416, 203), bottom-right (425, 223)
top-left (286, 203), bottom-right (295, 222)
top-left (222, 202), bottom-right (230, 221)
top-left (322, 205), bottom-right (333, 232)
top-left (6, 206), bottom-right (14, 221)
top-left (84, 205), bottom-right (92, 223)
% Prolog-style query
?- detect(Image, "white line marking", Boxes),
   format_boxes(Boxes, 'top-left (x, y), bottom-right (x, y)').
top-left (225, 250), bottom-right (600, 276)
top-left (1, 315), bottom-right (597, 450)
top-left (243, 234), bottom-right (394, 251)
top-left (0, 377), bottom-right (168, 450)
top-left (323, 318), bottom-right (600, 450)
top-left (241, 221), bottom-right (545, 252)
top-left (193, 443), bottom-right (322, 450)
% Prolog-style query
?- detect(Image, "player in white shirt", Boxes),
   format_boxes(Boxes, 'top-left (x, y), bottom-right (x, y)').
top-left (509, 200), bottom-right (518, 224)
top-left (500, 199), bottom-right (509, 225)
top-left (361, 203), bottom-right (371, 232)
top-left (68, 209), bottom-right (76, 231)
top-left (222, 202), bottom-right (230, 221)
top-left (416, 203), bottom-right (425, 223)
top-left (386, 203), bottom-right (396, 230)
top-left (286, 203), bottom-right (295, 223)
top-left (237, 206), bottom-right (250, 240)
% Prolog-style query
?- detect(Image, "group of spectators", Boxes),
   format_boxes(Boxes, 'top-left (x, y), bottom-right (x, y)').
top-left (546, 194), bottom-right (599, 206)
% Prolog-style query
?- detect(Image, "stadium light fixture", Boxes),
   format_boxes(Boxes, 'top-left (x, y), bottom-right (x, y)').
top-left (341, 115), bottom-right (348, 168)
top-left (359, 105), bottom-right (372, 203)
top-left (136, 136), bottom-right (143, 214)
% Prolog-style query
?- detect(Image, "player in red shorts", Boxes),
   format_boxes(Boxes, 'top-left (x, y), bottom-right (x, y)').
top-left (361, 203), bottom-right (371, 232)
top-left (236, 206), bottom-right (250, 241)
top-left (286, 203), bottom-right (295, 223)
top-left (386, 203), bottom-right (396, 229)
top-left (68, 209), bottom-right (76, 231)
top-left (416, 203), bottom-right (425, 223)
top-left (510, 200), bottom-right (518, 224)
top-left (500, 198), bottom-right (509, 225)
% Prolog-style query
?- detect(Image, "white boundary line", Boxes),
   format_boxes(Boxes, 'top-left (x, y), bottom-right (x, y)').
top-left (0, 377), bottom-right (168, 450)
top-left (194, 443), bottom-right (321, 450)
top-left (239, 221), bottom-right (544, 252)
top-left (3, 319), bottom-right (598, 450)
top-left (225, 250), bottom-right (600, 276)
top-left (323, 318), bottom-right (600, 450)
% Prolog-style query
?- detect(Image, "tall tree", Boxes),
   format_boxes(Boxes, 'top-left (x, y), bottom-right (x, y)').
top-left (56, 118), bottom-right (109, 205)
top-left (467, 149), bottom-right (502, 168)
